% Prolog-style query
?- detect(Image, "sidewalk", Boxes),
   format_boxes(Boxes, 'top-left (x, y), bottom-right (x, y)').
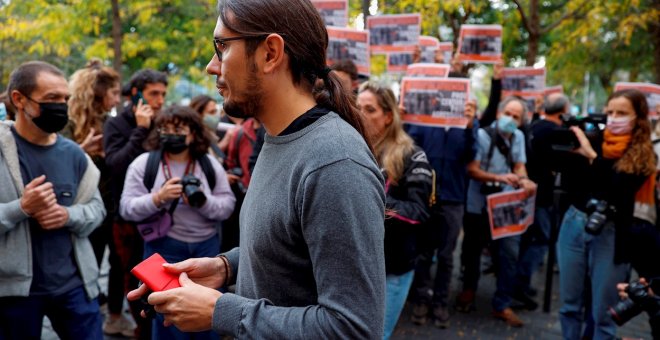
top-left (391, 240), bottom-right (652, 339)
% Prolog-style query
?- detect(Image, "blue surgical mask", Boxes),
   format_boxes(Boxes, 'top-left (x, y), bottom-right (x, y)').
top-left (497, 115), bottom-right (518, 134)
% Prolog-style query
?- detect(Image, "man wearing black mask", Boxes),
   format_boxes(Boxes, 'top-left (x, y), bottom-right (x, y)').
top-left (0, 61), bottom-right (106, 339)
top-left (103, 68), bottom-right (167, 339)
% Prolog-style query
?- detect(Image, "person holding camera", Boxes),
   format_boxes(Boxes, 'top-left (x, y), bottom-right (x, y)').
top-left (557, 89), bottom-right (657, 339)
top-left (120, 105), bottom-right (235, 340)
top-left (457, 96), bottom-right (537, 327)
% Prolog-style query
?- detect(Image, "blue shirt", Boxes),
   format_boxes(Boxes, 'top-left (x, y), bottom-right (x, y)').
top-left (12, 127), bottom-right (88, 296)
top-left (405, 122), bottom-right (479, 204)
top-left (466, 126), bottom-right (526, 214)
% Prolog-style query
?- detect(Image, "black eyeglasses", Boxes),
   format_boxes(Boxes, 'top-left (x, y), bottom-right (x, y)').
top-left (213, 34), bottom-right (269, 60)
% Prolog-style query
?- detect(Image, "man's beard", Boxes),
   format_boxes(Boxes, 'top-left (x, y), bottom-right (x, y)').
top-left (223, 62), bottom-right (263, 119)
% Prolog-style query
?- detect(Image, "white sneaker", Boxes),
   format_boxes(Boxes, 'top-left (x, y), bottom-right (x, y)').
top-left (103, 313), bottom-right (136, 338)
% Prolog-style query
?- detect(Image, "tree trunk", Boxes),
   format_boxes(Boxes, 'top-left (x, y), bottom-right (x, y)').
top-left (526, 0), bottom-right (540, 66)
top-left (111, 0), bottom-right (122, 76)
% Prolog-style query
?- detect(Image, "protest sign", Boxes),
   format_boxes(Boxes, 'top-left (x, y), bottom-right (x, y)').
top-left (501, 67), bottom-right (546, 115)
top-left (387, 47), bottom-right (416, 73)
top-left (405, 63), bottom-right (450, 78)
top-left (456, 24), bottom-right (502, 63)
top-left (326, 27), bottom-right (370, 76)
top-left (419, 35), bottom-right (439, 63)
top-left (614, 82), bottom-right (660, 117)
top-left (367, 14), bottom-right (421, 53)
top-left (487, 189), bottom-right (536, 240)
top-left (544, 85), bottom-right (564, 96)
top-left (311, 0), bottom-right (348, 27)
top-left (437, 42), bottom-right (453, 64)
top-left (400, 77), bottom-right (470, 128)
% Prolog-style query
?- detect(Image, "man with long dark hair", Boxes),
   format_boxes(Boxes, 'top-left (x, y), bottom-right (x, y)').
top-left (129, 1), bottom-right (386, 338)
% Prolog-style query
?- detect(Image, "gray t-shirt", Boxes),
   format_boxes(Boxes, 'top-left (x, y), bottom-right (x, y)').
top-left (214, 112), bottom-right (386, 339)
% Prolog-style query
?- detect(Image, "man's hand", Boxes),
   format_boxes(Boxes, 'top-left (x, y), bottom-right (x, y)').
top-left (464, 100), bottom-right (477, 128)
top-left (496, 173), bottom-right (520, 187)
top-left (33, 204), bottom-right (69, 230)
top-left (617, 278), bottom-right (654, 300)
top-left (162, 257), bottom-right (227, 289)
top-left (20, 175), bottom-right (56, 216)
top-left (135, 99), bottom-right (154, 128)
top-left (518, 178), bottom-right (537, 196)
top-left (80, 128), bottom-right (104, 156)
top-left (225, 173), bottom-right (240, 185)
top-left (149, 273), bottom-right (222, 332)
top-left (493, 59), bottom-right (504, 80)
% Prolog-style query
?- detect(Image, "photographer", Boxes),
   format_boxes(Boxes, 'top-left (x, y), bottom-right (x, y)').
top-left (557, 89), bottom-right (657, 339)
top-left (616, 278), bottom-right (660, 338)
top-left (456, 96), bottom-right (537, 327)
top-left (120, 105), bottom-right (235, 340)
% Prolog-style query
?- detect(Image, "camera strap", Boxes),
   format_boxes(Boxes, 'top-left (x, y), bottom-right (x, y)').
top-left (483, 127), bottom-right (515, 173)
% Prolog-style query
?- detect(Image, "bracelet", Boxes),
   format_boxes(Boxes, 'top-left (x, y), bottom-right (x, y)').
top-left (218, 255), bottom-right (231, 286)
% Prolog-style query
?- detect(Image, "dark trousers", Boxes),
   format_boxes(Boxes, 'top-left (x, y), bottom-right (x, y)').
top-left (411, 202), bottom-right (464, 307)
top-left (0, 286), bottom-right (102, 340)
top-left (460, 212), bottom-right (491, 292)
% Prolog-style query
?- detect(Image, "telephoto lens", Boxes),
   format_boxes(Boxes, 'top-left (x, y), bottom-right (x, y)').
top-left (181, 175), bottom-right (207, 208)
top-left (609, 281), bottom-right (657, 326)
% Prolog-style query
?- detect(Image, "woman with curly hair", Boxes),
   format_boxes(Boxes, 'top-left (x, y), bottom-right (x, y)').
top-left (120, 105), bottom-right (235, 340)
top-left (63, 60), bottom-right (134, 337)
top-left (557, 89), bottom-right (657, 339)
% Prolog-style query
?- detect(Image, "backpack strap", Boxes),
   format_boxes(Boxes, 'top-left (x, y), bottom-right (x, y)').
top-left (197, 154), bottom-right (216, 190)
top-left (143, 150), bottom-right (163, 191)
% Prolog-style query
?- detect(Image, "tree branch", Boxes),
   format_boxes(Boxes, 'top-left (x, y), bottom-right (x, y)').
top-left (511, 0), bottom-right (533, 33)
top-left (541, 0), bottom-right (589, 34)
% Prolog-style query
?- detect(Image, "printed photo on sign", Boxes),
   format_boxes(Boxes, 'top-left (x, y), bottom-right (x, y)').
top-left (419, 36), bottom-right (439, 63)
top-left (326, 27), bottom-right (370, 76)
top-left (614, 82), bottom-right (660, 117)
top-left (400, 77), bottom-right (470, 128)
top-left (405, 63), bottom-right (450, 78)
top-left (456, 24), bottom-right (502, 63)
top-left (367, 14), bottom-right (421, 53)
top-left (387, 50), bottom-right (416, 73)
top-left (487, 189), bottom-right (536, 240)
top-left (437, 42), bottom-right (453, 64)
top-left (501, 67), bottom-right (546, 92)
top-left (311, 0), bottom-right (348, 27)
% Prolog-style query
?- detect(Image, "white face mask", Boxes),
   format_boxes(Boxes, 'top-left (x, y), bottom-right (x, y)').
top-left (606, 116), bottom-right (634, 135)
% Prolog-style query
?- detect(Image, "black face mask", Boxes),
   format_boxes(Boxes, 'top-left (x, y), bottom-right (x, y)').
top-left (160, 134), bottom-right (188, 154)
top-left (25, 99), bottom-right (69, 133)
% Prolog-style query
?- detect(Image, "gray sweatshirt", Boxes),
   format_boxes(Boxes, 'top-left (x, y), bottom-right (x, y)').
top-left (0, 121), bottom-right (106, 299)
top-left (212, 112), bottom-right (386, 339)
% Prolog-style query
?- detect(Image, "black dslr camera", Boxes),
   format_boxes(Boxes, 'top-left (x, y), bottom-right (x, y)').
top-left (584, 198), bottom-right (616, 235)
top-left (548, 114), bottom-right (607, 152)
top-left (610, 280), bottom-right (660, 326)
top-left (228, 167), bottom-right (246, 195)
top-left (181, 175), bottom-right (207, 208)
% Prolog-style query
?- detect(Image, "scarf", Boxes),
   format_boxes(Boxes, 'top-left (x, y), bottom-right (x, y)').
top-left (602, 129), bottom-right (631, 159)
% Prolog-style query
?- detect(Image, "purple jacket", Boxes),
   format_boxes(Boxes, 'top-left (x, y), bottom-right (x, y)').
top-left (120, 152), bottom-right (235, 243)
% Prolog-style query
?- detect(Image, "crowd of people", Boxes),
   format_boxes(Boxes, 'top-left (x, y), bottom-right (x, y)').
top-left (0, 0), bottom-right (659, 340)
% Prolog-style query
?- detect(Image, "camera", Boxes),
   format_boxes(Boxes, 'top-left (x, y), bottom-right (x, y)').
top-left (181, 175), bottom-right (207, 208)
top-left (480, 181), bottom-right (503, 195)
top-left (549, 113), bottom-right (607, 151)
top-left (584, 198), bottom-right (615, 235)
top-left (610, 280), bottom-right (660, 326)
top-left (228, 167), bottom-right (246, 195)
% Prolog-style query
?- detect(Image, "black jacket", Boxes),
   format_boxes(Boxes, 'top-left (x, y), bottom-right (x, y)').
top-left (103, 106), bottom-right (151, 211)
top-left (384, 145), bottom-right (434, 275)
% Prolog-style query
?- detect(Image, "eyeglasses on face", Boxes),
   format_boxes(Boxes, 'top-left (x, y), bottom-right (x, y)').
top-left (213, 34), bottom-right (270, 60)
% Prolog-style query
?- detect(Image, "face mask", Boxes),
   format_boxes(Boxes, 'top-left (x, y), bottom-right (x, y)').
top-left (497, 115), bottom-right (518, 134)
top-left (160, 134), bottom-right (188, 154)
top-left (203, 114), bottom-right (220, 131)
top-left (606, 116), bottom-right (633, 135)
top-left (25, 100), bottom-right (69, 133)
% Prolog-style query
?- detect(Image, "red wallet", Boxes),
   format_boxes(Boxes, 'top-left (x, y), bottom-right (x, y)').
top-left (131, 253), bottom-right (181, 291)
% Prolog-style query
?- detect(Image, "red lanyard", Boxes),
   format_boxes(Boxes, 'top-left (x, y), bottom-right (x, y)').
top-left (161, 154), bottom-right (195, 180)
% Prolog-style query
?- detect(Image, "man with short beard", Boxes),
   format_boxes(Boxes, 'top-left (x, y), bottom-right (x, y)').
top-left (129, 0), bottom-right (386, 339)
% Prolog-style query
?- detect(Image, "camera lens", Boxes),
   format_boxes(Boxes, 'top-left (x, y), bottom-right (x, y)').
top-left (181, 175), bottom-right (207, 208)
